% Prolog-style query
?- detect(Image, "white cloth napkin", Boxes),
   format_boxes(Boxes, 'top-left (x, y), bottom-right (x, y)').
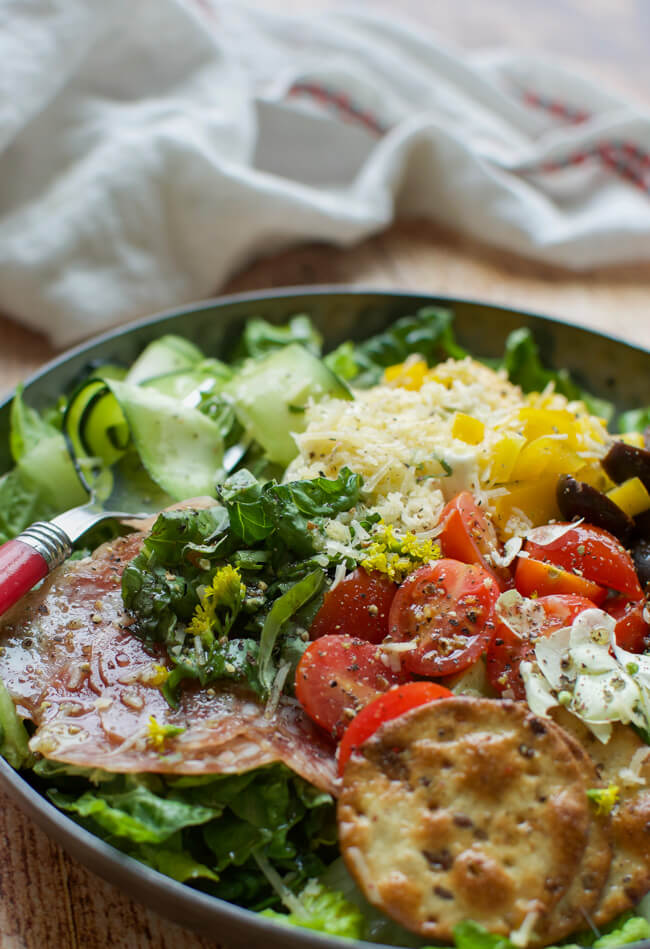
top-left (1, 0), bottom-right (649, 347)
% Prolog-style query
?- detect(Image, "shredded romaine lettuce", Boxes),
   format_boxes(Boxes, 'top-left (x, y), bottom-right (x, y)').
top-left (37, 764), bottom-right (335, 908)
top-left (261, 879), bottom-right (364, 939)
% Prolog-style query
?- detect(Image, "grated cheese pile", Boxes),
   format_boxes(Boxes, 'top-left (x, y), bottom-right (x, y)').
top-left (285, 355), bottom-right (611, 539)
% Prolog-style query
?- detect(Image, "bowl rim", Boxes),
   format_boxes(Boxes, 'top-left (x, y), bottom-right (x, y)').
top-left (1, 285), bottom-right (649, 949)
top-left (2, 284), bottom-right (648, 405)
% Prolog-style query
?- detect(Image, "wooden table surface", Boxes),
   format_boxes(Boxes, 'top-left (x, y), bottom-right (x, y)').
top-left (1, 2), bottom-right (649, 947)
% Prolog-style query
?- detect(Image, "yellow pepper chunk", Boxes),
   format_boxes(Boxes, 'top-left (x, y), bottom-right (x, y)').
top-left (383, 358), bottom-right (428, 390)
top-left (577, 464), bottom-right (616, 493)
top-left (511, 436), bottom-right (583, 481)
top-left (452, 413), bottom-right (485, 445)
top-left (607, 477), bottom-right (650, 518)
top-left (493, 476), bottom-right (560, 534)
top-left (487, 433), bottom-right (526, 484)
top-left (516, 407), bottom-right (578, 442)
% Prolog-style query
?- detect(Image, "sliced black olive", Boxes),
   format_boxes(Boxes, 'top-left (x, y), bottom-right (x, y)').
top-left (602, 441), bottom-right (650, 490)
top-left (632, 538), bottom-right (650, 589)
top-left (556, 475), bottom-right (634, 542)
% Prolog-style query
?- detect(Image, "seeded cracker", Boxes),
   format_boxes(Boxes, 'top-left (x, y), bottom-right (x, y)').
top-left (552, 708), bottom-right (650, 926)
top-left (536, 719), bottom-right (612, 942)
top-left (338, 697), bottom-right (592, 945)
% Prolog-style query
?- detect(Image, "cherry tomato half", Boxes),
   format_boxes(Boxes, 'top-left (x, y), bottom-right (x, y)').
top-left (295, 634), bottom-right (407, 739)
top-left (388, 559), bottom-right (500, 677)
top-left (337, 681), bottom-right (452, 775)
top-left (309, 568), bottom-right (397, 644)
top-left (606, 596), bottom-right (650, 653)
top-left (487, 593), bottom-right (597, 698)
top-left (524, 523), bottom-right (643, 600)
top-left (515, 556), bottom-right (607, 604)
top-left (439, 491), bottom-right (510, 588)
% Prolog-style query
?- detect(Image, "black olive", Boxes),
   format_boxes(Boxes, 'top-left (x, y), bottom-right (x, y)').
top-left (633, 508), bottom-right (650, 540)
top-left (632, 538), bottom-right (650, 589)
top-left (556, 475), bottom-right (634, 542)
top-left (602, 441), bottom-right (650, 491)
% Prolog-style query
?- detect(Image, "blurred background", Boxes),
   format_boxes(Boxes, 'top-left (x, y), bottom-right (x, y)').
top-left (251, 0), bottom-right (650, 101)
top-left (2, 0), bottom-right (649, 398)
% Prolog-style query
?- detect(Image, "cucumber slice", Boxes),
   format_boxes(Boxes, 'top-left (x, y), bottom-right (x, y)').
top-left (87, 364), bottom-right (127, 382)
top-left (64, 379), bottom-right (130, 468)
top-left (224, 344), bottom-right (352, 466)
top-left (125, 335), bottom-right (203, 385)
top-left (106, 380), bottom-right (224, 500)
top-left (17, 434), bottom-right (89, 510)
top-left (142, 358), bottom-right (233, 403)
top-left (64, 377), bottom-right (225, 501)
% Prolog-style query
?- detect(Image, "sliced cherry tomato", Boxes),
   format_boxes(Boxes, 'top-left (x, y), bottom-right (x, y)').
top-left (309, 568), bottom-right (397, 644)
top-left (295, 634), bottom-right (407, 739)
top-left (515, 557), bottom-right (607, 604)
top-left (606, 596), bottom-right (650, 653)
top-left (487, 593), bottom-right (597, 698)
top-left (388, 559), bottom-right (500, 677)
top-left (337, 681), bottom-right (452, 774)
top-left (525, 523), bottom-right (643, 600)
top-left (439, 491), bottom-right (511, 588)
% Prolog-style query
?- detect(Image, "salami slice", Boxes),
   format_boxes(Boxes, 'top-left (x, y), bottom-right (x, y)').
top-left (0, 533), bottom-right (338, 796)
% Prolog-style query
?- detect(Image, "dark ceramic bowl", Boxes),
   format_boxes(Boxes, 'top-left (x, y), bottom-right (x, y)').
top-left (0, 288), bottom-right (648, 949)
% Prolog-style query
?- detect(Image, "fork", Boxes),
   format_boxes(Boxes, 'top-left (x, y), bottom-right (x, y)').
top-left (0, 439), bottom-right (251, 619)
top-left (0, 500), bottom-right (151, 618)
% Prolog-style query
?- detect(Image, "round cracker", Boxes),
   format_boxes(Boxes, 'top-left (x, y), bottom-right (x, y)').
top-left (338, 697), bottom-right (592, 944)
top-left (551, 708), bottom-right (650, 926)
top-left (535, 718), bottom-right (612, 943)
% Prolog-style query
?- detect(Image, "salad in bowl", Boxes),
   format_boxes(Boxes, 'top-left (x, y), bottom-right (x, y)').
top-left (0, 300), bottom-right (649, 949)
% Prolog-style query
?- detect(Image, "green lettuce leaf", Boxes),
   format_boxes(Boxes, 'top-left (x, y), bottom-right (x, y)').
top-left (164, 638), bottom-right (263, 702)
top-left (220, 466), bottom-right (362, 555)
top-left (9, 384), bottom-right (59, 463)
top-left (37, 764), bottom-right (336, 907)
top-left (323, 341), bottom-right (359, 381)
top-left (501, 328), bottom-right (614, 422)
top-left (257, 569), bottom-right (324, 693)
top-left (618, 408), bottom-right (650, 436)
top-left (234, 315), bottom-right (323, 361)
top-left (130, 832), bottom-right (220, 883)
top-left (320, 857), bottom-right (429, 946)
top-left (325, 306), bottom-right (465, 388)
top-left (264, 468), bottom-right (362, 557)
top-left (591, 915), bottom-right (650, 948)
top-left (453, 920), bottom-right (515, 949)
top-left (451, 913), bottom-right (650, 949)
top-left (219, 470), bottom-right (274, 545)
top-left (49, 778), bottom-right (220, 844)
top-left (0, 675), bottom-right (33, 769)
top-left (121, 505), bottom-right (231, 643)
top-left (0, 435), bottom-right (88, 545)
top-left (261, 880), bottom-right (364, 940)
top-left (139, 505), bottom-right (230, 565)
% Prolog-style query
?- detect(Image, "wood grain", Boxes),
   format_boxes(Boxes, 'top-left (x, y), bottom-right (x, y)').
top-left (0, 2), bottom-right (649, 948)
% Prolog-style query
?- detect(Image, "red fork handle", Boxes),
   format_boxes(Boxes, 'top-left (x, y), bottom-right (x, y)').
top-left (0, 539), bottom-right (50, 617)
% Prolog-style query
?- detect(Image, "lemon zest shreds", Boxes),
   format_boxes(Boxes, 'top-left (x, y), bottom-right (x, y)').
top-left (361, 522), bottom-right (441, 582)
top-left (187, 565), bottom-right (246, 643)
top-left (147, 716), bottom-right (185, 751)
top-left (587, 785), bottom-right (620, 816)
